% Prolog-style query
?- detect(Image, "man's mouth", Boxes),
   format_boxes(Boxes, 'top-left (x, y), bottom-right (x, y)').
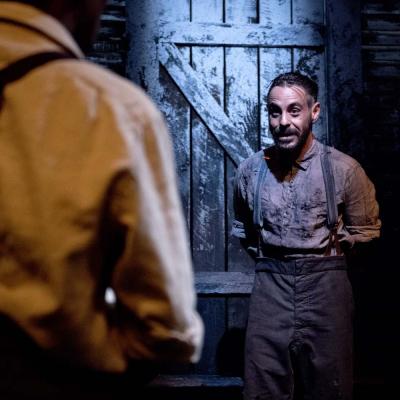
top-left (277, 131), bottom-right (297, 138)
top-left (274, 128), bottom-right (298, 138)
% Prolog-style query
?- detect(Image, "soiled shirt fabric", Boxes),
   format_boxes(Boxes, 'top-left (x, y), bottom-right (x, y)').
top-left (0, 2), bottom-right (203, 372)
top-left (233, 138), bottom-right (381, 259)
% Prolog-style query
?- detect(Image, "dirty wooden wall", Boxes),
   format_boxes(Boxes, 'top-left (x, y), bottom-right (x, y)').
top-left (90, 0), bottom-right (399, 396)
top-left (87, 0), bottom-right (127, 76)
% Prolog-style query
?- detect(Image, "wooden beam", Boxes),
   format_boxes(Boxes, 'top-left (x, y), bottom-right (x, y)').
top-left (195, 272), bottom-right (254, 295)
top-left (159, 22), bottom-right (324, 47)
top-left (159, 43), bottom-right (254, 166)
top-left (149, 374), bottom-right (243, 387)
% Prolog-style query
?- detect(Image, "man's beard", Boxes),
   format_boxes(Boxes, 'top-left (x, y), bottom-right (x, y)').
top-left (270, 121), bottom-right (312, 155)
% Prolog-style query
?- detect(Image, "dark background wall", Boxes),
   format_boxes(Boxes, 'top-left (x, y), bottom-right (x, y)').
top-left (356, 0), bottom-right (400, 392)
top-left (89, 0), bottom-right (399, 396)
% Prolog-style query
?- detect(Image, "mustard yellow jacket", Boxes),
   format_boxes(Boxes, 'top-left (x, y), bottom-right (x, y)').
top-left (0, 2), bottom-right (203, 372)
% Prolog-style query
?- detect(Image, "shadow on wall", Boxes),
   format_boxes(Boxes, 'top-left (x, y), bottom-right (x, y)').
top-left (216, 327), bottom-right (246, 377)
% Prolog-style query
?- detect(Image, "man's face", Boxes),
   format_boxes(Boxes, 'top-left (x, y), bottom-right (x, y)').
top-left (72, 0), bottom-right (107, 52)
top-left (267, 85), bottom-right (320, 153)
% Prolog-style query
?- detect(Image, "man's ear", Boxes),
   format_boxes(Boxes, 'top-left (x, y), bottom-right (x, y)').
top-left (311, 101), bottom-right (320, 123)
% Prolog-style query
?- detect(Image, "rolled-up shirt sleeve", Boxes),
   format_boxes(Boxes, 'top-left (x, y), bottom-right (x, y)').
top-left (232, 161), bottom-right (259, 258)
top-left (232, 164), bottom-right (250, 240)
top-left (107, 108), bottom-right (203, 364)
top-left (343, 163), bottom-right (381, 247)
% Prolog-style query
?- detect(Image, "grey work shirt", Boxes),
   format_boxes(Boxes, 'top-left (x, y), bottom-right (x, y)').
top-left (232, 139), bottom-right (381, 259)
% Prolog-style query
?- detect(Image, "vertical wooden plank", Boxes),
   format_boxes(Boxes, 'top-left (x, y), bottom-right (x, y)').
top-left (159, 0), bottom-right (190, 22)
top-left (127, 1), bottom-right (161, 97)
top-left (225, 0), bottom-right (258, 24)
top-left (225, 46), bottom-right (259, 273)
top-left (196, 298), bottom-right (226, 374)
top-left (217, 297), bottom-right (250, 376)
top-left (225, 2), bottom-right (259, 272)
top-left (192, 0), bottom-right (225, 375)
top-left (294, 49), bottom-right (327, 143)
top-left (293, 0), bottom-right (324, 25)
top-left (191, 46), bottom-right (225, 273)
top-left (159, 47), bottom-right (191, 224)
top-left (191, 0), bottom-right (223, 22)
top-left (156, 1), bottom-right (191, 225)
top-left (259, 0), bottom-right (291, 25)
top-left (191, 0), bottom-right (225, 273)
top-left (225, 48), bottom-right (259, 152)
top-left (260, 48), bottom-right (292, 148)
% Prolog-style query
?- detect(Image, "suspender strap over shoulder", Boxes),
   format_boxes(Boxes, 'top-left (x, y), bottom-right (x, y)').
top-left (0, 52), bottom-right (75, 97)
top-left (320, 145), bottom-right (342, 256)
top-left (253, 155), bottom-right (268, 229)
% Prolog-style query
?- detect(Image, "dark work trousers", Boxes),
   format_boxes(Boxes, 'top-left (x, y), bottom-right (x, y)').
top-left (244, 255), bottom-right (354, 400)
top-left (0, 315), bottom-right (157, 400)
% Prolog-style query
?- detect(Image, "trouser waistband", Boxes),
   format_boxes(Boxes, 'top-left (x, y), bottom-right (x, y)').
top-left (255, 255), bottom-right (347, 275)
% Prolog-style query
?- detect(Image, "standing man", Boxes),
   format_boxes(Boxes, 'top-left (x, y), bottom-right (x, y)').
top-left (232, 72), bottom-right (380, 400)
top-left (0, 0), bottom-right (203, 398)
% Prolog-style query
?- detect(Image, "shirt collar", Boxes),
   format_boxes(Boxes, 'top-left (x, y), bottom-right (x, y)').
top-left (294, 137), bottom-right (319, 170)
top-left (0, 2), bottom-right (83, 58)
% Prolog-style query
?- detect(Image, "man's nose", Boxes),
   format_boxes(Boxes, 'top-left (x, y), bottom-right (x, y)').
top-left (280, 112), bottom-right (290, 127)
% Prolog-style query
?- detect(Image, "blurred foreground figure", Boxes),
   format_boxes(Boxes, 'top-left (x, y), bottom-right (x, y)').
top-left (0, 1), bottom-right (203, 398)
top-left (232, 72), bottom-right (381, 400)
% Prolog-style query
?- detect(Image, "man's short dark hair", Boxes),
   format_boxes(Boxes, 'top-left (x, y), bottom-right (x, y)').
top-left (267, 71), bottom-right (319, 103)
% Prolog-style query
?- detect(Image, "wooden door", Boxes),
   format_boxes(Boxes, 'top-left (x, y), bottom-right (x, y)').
top-left (126, 0), bottom-right (362, 381)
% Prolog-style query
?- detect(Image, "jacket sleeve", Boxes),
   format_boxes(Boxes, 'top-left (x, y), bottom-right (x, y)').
top-left (106, 104), bottom-right (203, 364)
top-left (342, 163), bottom-right (381, 248)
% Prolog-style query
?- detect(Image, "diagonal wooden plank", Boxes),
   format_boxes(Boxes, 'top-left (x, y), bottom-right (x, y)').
top-left (159, 22), bottom-right (324, 47)
top-left (158, 43), bottom-right (253, 166)
top-left (195, 272), bottom-right (254, 295)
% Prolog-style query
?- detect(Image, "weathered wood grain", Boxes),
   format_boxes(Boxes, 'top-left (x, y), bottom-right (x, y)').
top-left (225, 0), bottom-right (258, 24)
top-left (191, 47), bottom-right (225, 272)
top-left (293, 0), bottom-right (326, 147)
top-left (159, 21), bottom-right (324, 47)
top-left (159, 0), bottom-right (190, 22)
top-left (259, 48), bottom-right (291, 148)
top-left (159, 42), bottom-right (254, 166)
top-left (293, 0), bottom-right (324, 24)
top-left (149, 374), bottom-right (243, 387)
top-left (126, 2), bottom-right (160, 96)
top-left (191, 0), bottom-right (225, 271)
top-left (195, 272), bottom-right (254, 294)
top-left (259, 0), bottom-right (291, 25)
top-left (294, 48), bottom-right (327, 143)
top-left (159, 47), bottom-right (191, 225)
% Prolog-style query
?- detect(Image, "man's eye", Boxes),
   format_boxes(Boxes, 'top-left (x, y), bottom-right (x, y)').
top-left (291, 109), bottom-right (301, 115)
top-left (268, 108), bottom-right (280, 117)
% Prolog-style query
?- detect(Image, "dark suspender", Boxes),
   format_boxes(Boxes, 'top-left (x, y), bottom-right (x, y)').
top-left (253, 145), bottom-right (342, 257)
top-left (0, 18), bottom-right (77, 102)
top-left (0, 52), bottom-right (75, 99)
top-left (320, 145), bottom-right (342, 256)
